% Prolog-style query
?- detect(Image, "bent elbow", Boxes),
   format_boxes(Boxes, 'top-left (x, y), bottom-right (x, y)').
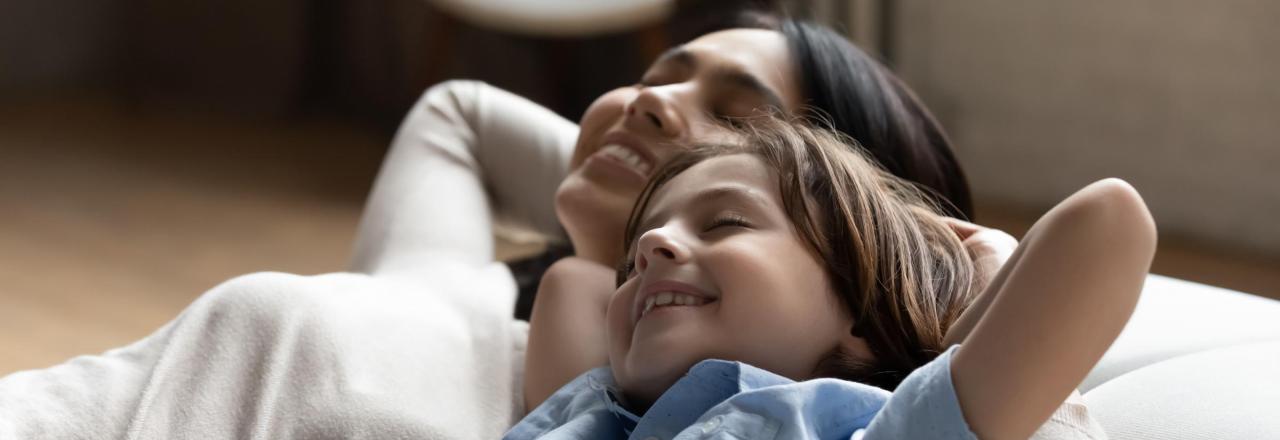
top-left (1088, 178), bottom-right (1158, 254)
top-left (1046, 177), bottom-right (1159, 283)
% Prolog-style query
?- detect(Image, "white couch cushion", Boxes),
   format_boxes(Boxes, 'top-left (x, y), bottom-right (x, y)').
top-left (1083, 341), bottom-right (1280, 439)
top-left (1083, 274), bottom-right (1280, 392)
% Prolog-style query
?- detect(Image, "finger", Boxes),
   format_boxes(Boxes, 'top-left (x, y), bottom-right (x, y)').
top-left (941, 216), bottom-right (985, 238)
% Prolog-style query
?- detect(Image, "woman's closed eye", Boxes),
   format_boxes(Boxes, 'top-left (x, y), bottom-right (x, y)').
top-left (712, 111), bottom-right (748, 128)
top-left (710, 101), bottom-right (782, 129)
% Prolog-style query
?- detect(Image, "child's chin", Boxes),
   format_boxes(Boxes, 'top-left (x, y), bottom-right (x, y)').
top-left (615, 361), bottom-right (687, 409)
top-left (620, 351), bottom-right (697, 393)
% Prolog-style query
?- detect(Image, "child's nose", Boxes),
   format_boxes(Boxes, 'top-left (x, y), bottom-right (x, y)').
top-left (636, 228), bottom-right (690, 272)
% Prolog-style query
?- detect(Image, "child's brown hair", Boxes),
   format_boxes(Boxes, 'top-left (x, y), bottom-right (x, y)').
top-left (619, 117), bottom-right (978, 390)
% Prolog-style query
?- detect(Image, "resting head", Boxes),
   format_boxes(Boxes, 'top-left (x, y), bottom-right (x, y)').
top-left (605, 119), bottom-right (978, 413)
top-left (555, 15), bottom-right (972, 267)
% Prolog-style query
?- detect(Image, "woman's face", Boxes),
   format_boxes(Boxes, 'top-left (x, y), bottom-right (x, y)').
top-left (605, 154), bottom-right (869, 409)
top-left (555, 29), bottom-right (802, 265)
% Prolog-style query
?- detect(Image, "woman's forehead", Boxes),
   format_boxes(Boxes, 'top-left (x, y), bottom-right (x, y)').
top-left (687, 28), bottom-right (785, 54)
top-left (681, 29), bottom-right (801, 111)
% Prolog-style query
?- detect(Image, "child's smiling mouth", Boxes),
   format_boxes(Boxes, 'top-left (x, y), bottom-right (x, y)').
top-left (632, 280), bottom-right (718, 326)
top-left (640, 292), bottom-right (715, 318)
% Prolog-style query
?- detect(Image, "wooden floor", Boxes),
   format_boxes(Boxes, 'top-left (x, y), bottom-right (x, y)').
top-left (0, 96), bottom-right (387, 375)
top-left (2, 96), bottom-right (1277, 376)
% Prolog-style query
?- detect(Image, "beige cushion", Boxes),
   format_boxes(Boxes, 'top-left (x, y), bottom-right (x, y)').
top-left (1084, 274), bottom-right (1280, 392)
top-left (1076, 275), bottom-right (1280, 439)
top-left (1084, 341), bottom-right (1280, 439)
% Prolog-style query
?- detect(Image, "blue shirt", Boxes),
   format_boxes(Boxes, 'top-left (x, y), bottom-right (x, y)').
top-left (505, 345), bottom-right (976, 440)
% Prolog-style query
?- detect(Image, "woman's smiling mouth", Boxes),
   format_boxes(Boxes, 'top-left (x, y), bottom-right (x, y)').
top-left (584, 143), bottom-right (654, 185)
top-left (598, 144), bottom-right (654, 175)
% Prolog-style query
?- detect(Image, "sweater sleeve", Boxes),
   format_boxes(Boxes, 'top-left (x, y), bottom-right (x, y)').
top-left (348, 80), bottom-right (578, 276)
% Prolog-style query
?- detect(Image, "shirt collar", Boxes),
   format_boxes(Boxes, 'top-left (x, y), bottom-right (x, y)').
top-left (603, 359), bottom-right (794, 439)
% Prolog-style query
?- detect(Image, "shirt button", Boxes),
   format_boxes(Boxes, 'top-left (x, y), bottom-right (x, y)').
top-left (701, 415), bottom-right (723, 433)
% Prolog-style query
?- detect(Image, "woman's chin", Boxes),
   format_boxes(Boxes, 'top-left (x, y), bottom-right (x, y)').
top-left (555, 173), bottom-right (635, 259)
top-left (556, 170), bottom-right (638, 212)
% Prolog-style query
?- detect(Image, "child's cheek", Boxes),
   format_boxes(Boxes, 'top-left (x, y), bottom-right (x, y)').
top-left (605, 281), bottom-right (639, 358)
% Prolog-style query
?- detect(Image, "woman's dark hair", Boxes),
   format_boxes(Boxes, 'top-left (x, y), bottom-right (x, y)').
top-left (786, 21), bottom-right (972, 219)
top-left (619, 117), bottom-right (977, 390)
top-left (725, 12), bottom-right (974, 220)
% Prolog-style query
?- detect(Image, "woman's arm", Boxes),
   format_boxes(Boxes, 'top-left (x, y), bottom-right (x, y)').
top-left (522, 257), bottom-right (614, 410)
top-left (348, 80), bottom-right (578, 275)
top-left (950, 178), bottom-right (1156, 440)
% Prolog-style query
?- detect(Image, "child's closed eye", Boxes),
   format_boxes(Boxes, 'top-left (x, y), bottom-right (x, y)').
top-left (704, 213), bottom-right (753, 232)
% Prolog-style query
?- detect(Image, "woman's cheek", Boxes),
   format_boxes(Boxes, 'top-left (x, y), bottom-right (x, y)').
top-left (572, 88), bottom-right (633, 168)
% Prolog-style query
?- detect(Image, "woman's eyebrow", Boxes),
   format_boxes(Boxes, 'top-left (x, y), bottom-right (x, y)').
top-left (653, 47), bottom-right (695, 68)
top-left (717, 70), bottom-right (785, 111)
top-left (654, 47), bottom-right (785, 111)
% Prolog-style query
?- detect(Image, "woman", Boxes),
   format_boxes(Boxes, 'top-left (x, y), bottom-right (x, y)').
top-left (0, 14), bottom-right (1092, 440)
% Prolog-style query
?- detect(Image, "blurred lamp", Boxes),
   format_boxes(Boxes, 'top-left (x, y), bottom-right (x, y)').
top-left (427, 0), bottom-right (674, 37)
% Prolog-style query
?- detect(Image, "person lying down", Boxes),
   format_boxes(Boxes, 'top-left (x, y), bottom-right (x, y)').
top-left (507, 118), bottom-right (1156, 439)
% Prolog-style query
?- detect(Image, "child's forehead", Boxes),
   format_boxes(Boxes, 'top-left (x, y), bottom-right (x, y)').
top-left (665, 154), bottom-right (768, 191)
top-left (644, 154), bottom-right (779, 216)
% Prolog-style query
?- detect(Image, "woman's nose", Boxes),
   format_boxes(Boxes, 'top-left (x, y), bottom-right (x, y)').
top-left (634, 227), bottom-right (691, 272)
top-left (625, 85), bottom-right (688, 139)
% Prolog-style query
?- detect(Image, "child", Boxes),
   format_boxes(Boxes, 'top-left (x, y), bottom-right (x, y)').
top-left (509, 119), bottom-right (1155, 439)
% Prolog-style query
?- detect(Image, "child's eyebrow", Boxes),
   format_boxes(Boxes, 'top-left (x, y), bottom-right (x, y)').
top-left (690, 185), bottom-right (772, 210)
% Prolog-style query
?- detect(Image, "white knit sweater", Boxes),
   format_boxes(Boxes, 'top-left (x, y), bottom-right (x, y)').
top-left (0, 80), bottom-right (577, 439)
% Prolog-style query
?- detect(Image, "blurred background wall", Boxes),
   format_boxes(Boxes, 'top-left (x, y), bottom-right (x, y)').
top-left (7, 0), bottom-right (1272, 253)
top-left (892, 0), bottom-right (1280, 258)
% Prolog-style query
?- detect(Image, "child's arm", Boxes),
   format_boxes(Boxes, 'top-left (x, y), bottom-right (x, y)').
top-left (940, 218), bottom-right (1018, 348)
top-left (522, 256), bottom-right (615, 411)
top-left (949, 178), bottom-right (1156, 440)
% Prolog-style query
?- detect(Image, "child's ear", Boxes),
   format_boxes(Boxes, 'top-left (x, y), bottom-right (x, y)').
top-left (838, 323), bottom-right (877, 362)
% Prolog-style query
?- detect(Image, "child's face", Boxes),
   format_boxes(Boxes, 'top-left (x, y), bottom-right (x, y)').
top-left (607, 154), bottom-right (869, 407)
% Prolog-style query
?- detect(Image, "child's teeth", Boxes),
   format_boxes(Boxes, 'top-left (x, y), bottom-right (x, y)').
top-left (641, 292), bottom-right (715, 319)
top-left (655, 292), bottom-right (673, 306)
